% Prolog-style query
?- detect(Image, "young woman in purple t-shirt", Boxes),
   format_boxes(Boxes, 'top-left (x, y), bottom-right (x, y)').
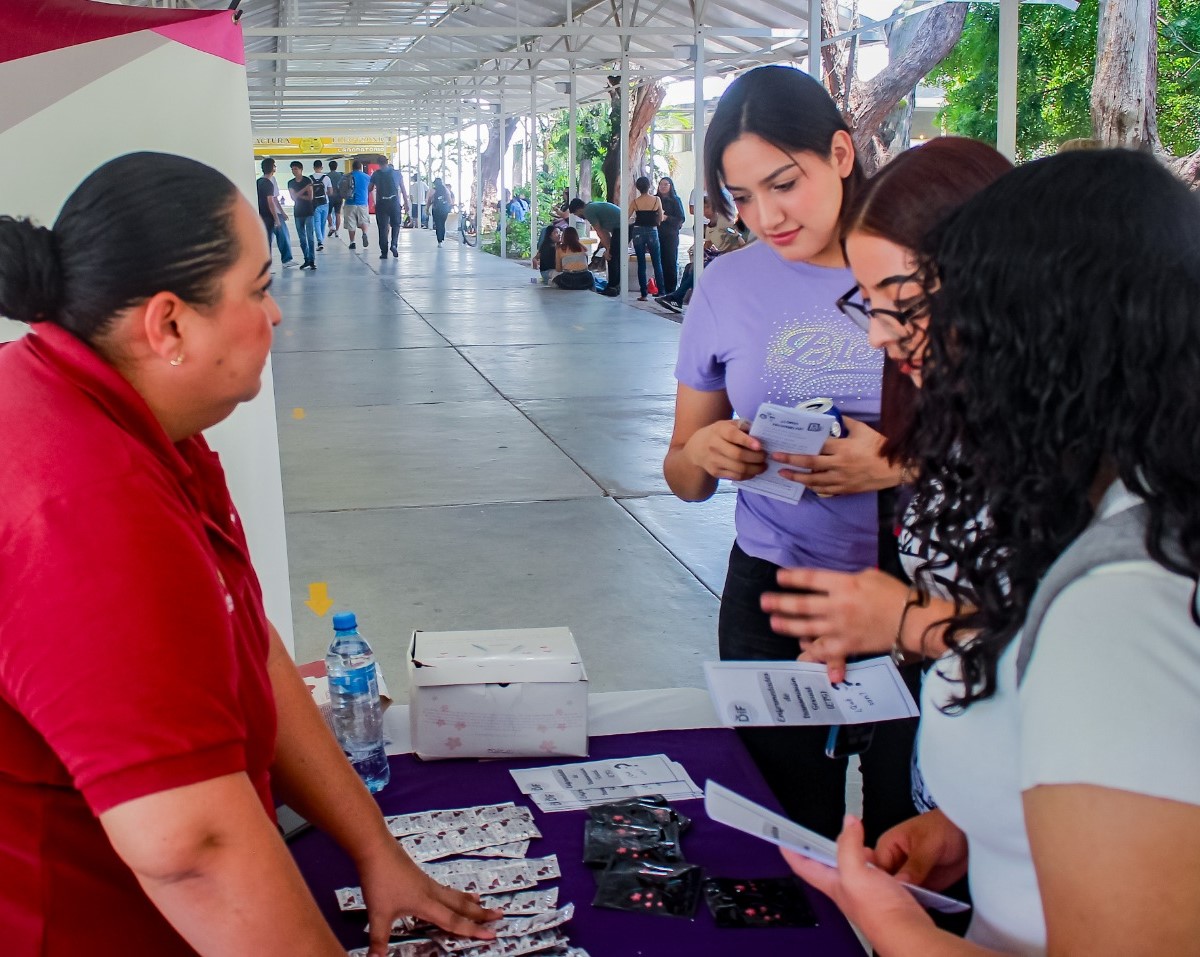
top-left (664, 66), bottom-right (912, 843)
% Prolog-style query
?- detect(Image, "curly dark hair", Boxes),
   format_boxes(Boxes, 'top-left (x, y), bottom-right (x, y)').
top-left (906, 148), bottom-right (1200, 709)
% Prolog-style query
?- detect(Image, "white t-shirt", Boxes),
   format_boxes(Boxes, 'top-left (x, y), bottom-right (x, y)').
top-left (918, 482), bottom-right (1200, 955)
top-left (412, 179), bottom-right (428, 203)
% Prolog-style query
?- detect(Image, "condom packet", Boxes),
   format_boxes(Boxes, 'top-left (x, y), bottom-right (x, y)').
top-left (581, 819), bottom-right (684, 867)
top-left (347, 941), bottom-right (439, 957)
top-left (465, 839), bottom-right (533, 859)
top-left (586, 796), bottom-right (692, 833)
top-left (592, 859), bottom-right (705, 919)
top-left (429, 929), bottom-right (570, 957)
top-left (702, 876), bottom-right (818, 929)
top-left (480, 887), bottom-right (560, 915)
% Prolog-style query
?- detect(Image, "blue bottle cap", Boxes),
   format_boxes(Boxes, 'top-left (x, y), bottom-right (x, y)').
top-left (331, 611), bottom-right (358, 631)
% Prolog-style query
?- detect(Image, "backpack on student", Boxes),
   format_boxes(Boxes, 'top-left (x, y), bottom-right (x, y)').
top-left (311, 176), bottom-right (328, 205)
top-left (337, 172), bottom-right (356, 202)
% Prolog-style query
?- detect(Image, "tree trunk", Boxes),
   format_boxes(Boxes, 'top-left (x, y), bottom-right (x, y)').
top-left (842, 2), bottom-right (968, 172)
top-left (478, 115), bottom-right (518, 207)
top-left (629, 80), bottom-right (668, 184)
top-left (601, 77), bottom-right (667, 202)
top-left (1092, 0), bottom-right (1159, 149)
top-left (1090, 0), bottom-right (1198, 186)
top-left (578, 156), bottom-right (594, 201)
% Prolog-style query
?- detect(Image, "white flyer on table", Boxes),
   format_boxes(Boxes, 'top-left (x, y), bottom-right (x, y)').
top-left (704, 657), bottom-right (919, 727)
top-left (704, 781), bottom-right (970, 915)
top-left (510, 754), bottom-right (682, 795)
top-left (733, 402), bottom-right (833, 504)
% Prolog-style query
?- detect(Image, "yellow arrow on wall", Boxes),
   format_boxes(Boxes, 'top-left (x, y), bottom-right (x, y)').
top-left (305, 582), bottom-right (333, 616)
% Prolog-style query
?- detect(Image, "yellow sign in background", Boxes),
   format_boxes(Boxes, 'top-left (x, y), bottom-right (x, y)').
top-left (253, 135), bottom-right (393, 156)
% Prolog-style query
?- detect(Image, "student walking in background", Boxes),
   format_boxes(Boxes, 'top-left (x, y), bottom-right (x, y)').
top-left (255, 158), bottom-right (294, 268)
top-left (287, 161), bottom-right (316, 271)
top-left (310, 160), bottom-right (331, 251)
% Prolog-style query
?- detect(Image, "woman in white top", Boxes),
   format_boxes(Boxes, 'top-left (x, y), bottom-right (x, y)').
top-left (782, 149), bottom-right (1200, 955)
top-left (552, 227), bottom-right (594, 291)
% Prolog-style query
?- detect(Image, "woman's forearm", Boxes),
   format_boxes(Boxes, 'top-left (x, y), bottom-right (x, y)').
top-left (103, 773), bottom-right (344, 957)
top-left (900, 598), bottom-right (965, 659)
top-left (664, 445), bottom-right (719, 502)
top-left (265, 624), bottom-right (395, 869)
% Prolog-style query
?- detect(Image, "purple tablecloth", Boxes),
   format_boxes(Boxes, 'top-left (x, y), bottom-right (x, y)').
top-left (290, 728), bottom-right (864, 956)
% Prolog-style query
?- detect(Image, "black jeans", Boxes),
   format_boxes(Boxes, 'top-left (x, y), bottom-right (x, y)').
top-left (719, 542), bottom-right (922, 844)
top-left (605, 248), bottom-right (620, 292)
top-left (658, 224), bottom-right (681, 293)
top-left (376, 198), bottom-right (401, 251)
top-left (431, 207), bottom-right (449, 243)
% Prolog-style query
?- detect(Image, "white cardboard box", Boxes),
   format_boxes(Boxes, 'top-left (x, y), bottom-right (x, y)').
top-left (408, 627), bottom-right (589, 760)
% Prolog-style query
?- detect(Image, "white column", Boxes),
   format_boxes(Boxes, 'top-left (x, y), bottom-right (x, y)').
top-left (692, 30), bottom-right (708, 285)
top-left (475, 95), bottom-right (484, 251)
top-left (456, 101), bottom-right (463, 213)
top-left (499, 93), bottom-right (507, 259)
top-left (807, 0), bottom-right (822, 79)
top-left (618, 56), bottom-right (631, 301)
top-left (997, 0), bottom-right (1019, 161)
top-left (568, 77), bottom-right (578, 202)
top-left (530, 75), bottom-right (538, 250)
top-left (567, 0), bottom-right (577, 201)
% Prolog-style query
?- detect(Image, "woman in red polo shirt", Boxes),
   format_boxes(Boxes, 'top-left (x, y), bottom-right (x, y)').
top-left (0, 153), bottom-right (498, 956)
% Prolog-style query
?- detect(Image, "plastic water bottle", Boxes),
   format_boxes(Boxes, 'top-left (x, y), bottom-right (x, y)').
top-left (326, 611), bottom-right (390, 793)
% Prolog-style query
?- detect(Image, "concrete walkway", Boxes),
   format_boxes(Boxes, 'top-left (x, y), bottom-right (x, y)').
top-left (270, 224), bottom-right (734, 694)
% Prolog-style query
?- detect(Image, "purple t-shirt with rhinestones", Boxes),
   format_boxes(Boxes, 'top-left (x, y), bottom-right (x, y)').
top-left (674, 241), bottom-right (882, 571)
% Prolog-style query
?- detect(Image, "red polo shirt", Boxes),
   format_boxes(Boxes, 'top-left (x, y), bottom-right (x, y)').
top-left (0, 325), bottom-right (278, 955)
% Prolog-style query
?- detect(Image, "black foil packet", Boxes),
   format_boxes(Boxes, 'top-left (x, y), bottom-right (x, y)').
top-left (703, 876), bottom-right (818, 929)
top-left (593, 860), bottom-right (705, 919)
top-left (587, 796), bottom-right (692, 833)
top-left (582, 818), bottom-right (684, 867)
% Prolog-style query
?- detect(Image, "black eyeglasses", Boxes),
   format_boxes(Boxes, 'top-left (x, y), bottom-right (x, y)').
top-left (835, 285), bottom-right (927, 332)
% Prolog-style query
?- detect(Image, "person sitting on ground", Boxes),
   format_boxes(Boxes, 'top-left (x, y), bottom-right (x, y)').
top-left (552, 227), bottom-right (595, 290)
top-left (533, 220), bottom-right (563, 285)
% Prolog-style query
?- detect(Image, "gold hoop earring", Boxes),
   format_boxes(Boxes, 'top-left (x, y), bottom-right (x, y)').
top-left (170, 354), bottom-right (184, 367)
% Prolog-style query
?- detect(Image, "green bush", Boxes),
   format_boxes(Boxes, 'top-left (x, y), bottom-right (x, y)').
top-left (482, 216), bottom-right (532, 259)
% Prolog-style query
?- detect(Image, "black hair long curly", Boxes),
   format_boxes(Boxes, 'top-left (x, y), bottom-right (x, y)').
top-left (906, 148), bottom-right (1200, 709)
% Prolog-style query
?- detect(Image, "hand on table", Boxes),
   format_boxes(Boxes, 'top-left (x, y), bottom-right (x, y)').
top-left (772, 416), bottom-right (901, 496)
top-left (683, 418), bottom-right (767, 482)
top-left (761, 567), bottom-right (908, 682)
top-left (359, 841), bottom-right (501, 956)
top-left (783, 814), bottom-right (935, 946)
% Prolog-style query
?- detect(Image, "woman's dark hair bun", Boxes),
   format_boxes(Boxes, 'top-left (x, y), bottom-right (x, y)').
top-left (0, 216), bottom-right (62, 324)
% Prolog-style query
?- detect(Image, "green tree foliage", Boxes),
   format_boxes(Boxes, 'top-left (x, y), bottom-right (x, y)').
top-left (930, 0), bottom-right (1199, 159)
top-left (545, 103), bottom-right (611, 198)
top-left (1157, 0), bottom-right (1200, 154)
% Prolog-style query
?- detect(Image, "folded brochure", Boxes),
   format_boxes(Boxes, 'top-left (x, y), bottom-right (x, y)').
top-left (704, 656), bottom-right (920, 727)
top-left (704, 780), bottom-right (969, 914)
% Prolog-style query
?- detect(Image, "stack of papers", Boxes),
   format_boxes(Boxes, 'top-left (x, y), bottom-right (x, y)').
top-left (704, 657), bottom-right (920, 727)
top-left (733, 403), bottom-right (833, 504)
top-left (510, 754), bottom-right (703, 812)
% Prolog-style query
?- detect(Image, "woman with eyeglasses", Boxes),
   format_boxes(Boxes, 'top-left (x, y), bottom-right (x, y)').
top-left (782, 146), bottom-right (1200, 957)
top-left (762, 137), bottom-right (1013, 683)
top-left (664, 65), bottom-right (915, 843)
